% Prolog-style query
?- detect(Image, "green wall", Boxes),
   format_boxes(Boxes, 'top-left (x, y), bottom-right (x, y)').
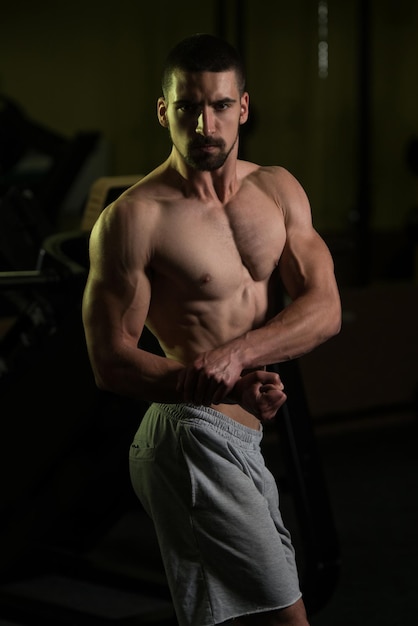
top-left (1, 0), bottom-right (417, 233)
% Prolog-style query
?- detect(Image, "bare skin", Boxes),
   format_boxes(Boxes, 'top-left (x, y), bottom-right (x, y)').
top-left (232, 597), bottom-right (309, 625)
top-left (82, 68), bottom-right (341, 625)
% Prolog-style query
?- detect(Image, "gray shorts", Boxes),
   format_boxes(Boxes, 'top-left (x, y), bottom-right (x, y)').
top-left (129, 403), bottom-right (302, 626)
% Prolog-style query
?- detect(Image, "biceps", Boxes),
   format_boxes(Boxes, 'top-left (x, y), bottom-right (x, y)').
top-left (83, 271), bottom-right (151, 349)
top-left (278, 232), bottom-right (334, 299)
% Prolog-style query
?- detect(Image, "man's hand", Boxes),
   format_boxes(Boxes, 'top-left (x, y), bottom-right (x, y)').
top-left (176, 346), bottom-right (243, 405)
top-left (177, 350), bottom-right (287, 422)
top-left (231, 370), bottom-right (287, 423)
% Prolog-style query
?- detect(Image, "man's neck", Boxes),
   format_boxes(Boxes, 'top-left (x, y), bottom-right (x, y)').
top-left (168, 148), bottom-right (240, 203)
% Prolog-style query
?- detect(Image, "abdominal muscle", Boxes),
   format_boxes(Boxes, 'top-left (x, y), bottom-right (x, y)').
top-left (148, 278), bottom-right (269, 430)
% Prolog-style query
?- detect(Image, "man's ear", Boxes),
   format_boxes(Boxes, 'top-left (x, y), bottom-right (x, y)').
top-left (239, 92), bottom-right (249, 125)
top-left (157, 97), bottom-right (169, 128)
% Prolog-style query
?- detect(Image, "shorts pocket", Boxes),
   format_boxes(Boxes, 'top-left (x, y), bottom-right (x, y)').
top-left (129, 442), bottom-right (155, 461)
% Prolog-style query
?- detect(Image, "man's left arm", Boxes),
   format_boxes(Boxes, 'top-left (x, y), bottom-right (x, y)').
top-left (180, 168), bottom-right (342, 403)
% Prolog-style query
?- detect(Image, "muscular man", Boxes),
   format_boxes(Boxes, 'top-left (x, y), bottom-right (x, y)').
top-left (82, 33), bottom-right (341, 626)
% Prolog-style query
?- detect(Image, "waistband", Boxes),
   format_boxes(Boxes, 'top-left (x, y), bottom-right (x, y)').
top-left (151, 402), bottom-right (263, 446)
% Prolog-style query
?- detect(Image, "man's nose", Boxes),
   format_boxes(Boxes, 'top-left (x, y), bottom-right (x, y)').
top-left (196, 108), bottom-right (214, 136)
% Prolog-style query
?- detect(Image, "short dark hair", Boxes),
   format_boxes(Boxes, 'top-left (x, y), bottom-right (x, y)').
top-left (161, 33), bottom-right (246, 98)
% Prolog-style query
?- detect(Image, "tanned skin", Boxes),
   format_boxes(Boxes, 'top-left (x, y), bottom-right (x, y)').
top-left (82, 67), bottom-right (341, 625)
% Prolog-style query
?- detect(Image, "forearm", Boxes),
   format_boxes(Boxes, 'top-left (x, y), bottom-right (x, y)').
top-left (88, 343), bottom-right (185, 404)
top-left (171, 281), bottom-right (341, 410)
top-left (235, 288), bottom-right (342, 370)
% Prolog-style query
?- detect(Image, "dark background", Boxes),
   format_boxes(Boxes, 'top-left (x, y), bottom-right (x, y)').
top-left (0, 1), bottom-right (417, 624)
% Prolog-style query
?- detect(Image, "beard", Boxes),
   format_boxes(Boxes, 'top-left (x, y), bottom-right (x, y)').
top-left (170, 130), bottom-right (239, 172)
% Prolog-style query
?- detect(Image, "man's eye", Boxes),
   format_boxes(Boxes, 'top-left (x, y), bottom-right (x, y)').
top-left (215, 102), bottom-right (232, 112)
top-left (179, 105), bottom-right (197, 113)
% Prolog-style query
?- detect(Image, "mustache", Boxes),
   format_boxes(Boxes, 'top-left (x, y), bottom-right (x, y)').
top-left (191, 137), bottom-right (224, 149)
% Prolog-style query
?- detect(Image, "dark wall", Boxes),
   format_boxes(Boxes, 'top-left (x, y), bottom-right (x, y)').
top-left (1, 0), bottom-right (417, 234)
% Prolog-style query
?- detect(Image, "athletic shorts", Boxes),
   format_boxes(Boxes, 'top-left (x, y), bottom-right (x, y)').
top-left (129, 403), bottom-right (302, 626)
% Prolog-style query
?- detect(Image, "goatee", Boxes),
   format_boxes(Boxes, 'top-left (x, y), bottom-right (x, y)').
top-left (185, 135), bottom-right (238, 172)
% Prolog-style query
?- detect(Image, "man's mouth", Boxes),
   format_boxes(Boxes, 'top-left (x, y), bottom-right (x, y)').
top-left (192, 139), bottom-right (223, 150)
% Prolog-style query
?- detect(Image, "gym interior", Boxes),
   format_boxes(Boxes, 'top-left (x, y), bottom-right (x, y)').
top-left (0, 2), bottom-right (417, 624)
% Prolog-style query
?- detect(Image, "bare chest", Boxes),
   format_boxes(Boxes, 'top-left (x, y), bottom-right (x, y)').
top-left (151, 196), bottom-right (285, 295)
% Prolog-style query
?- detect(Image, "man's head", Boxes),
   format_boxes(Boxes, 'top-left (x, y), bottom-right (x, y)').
top-left (161, 33), bottom-right (246, 100)
top-left (158, 34), bottom-right (249, 172)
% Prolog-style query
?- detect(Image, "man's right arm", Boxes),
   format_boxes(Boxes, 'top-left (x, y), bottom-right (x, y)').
top-left (82, 200), bottom-right (184, 404)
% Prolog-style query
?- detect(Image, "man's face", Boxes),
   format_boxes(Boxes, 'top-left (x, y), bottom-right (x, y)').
top-left (158, 69), bottom-right (249, 171)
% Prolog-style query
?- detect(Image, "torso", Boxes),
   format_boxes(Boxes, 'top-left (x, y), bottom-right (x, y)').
top-left (121, 162), bottom-right (288, 427)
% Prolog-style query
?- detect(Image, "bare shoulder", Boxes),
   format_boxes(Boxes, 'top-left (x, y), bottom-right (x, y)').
top-left (265, 166), bottom-right (312, 222)
top-left (252, 164), bottom-right (306, 195)
top-left (240, 162), bottom-right (311, 220)
top-left (92, 165), bottom-right (172, 240)
top-left (88, 167), bottom-right (175, 275)
top-left (239, 161), bottom-right (303, 191)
